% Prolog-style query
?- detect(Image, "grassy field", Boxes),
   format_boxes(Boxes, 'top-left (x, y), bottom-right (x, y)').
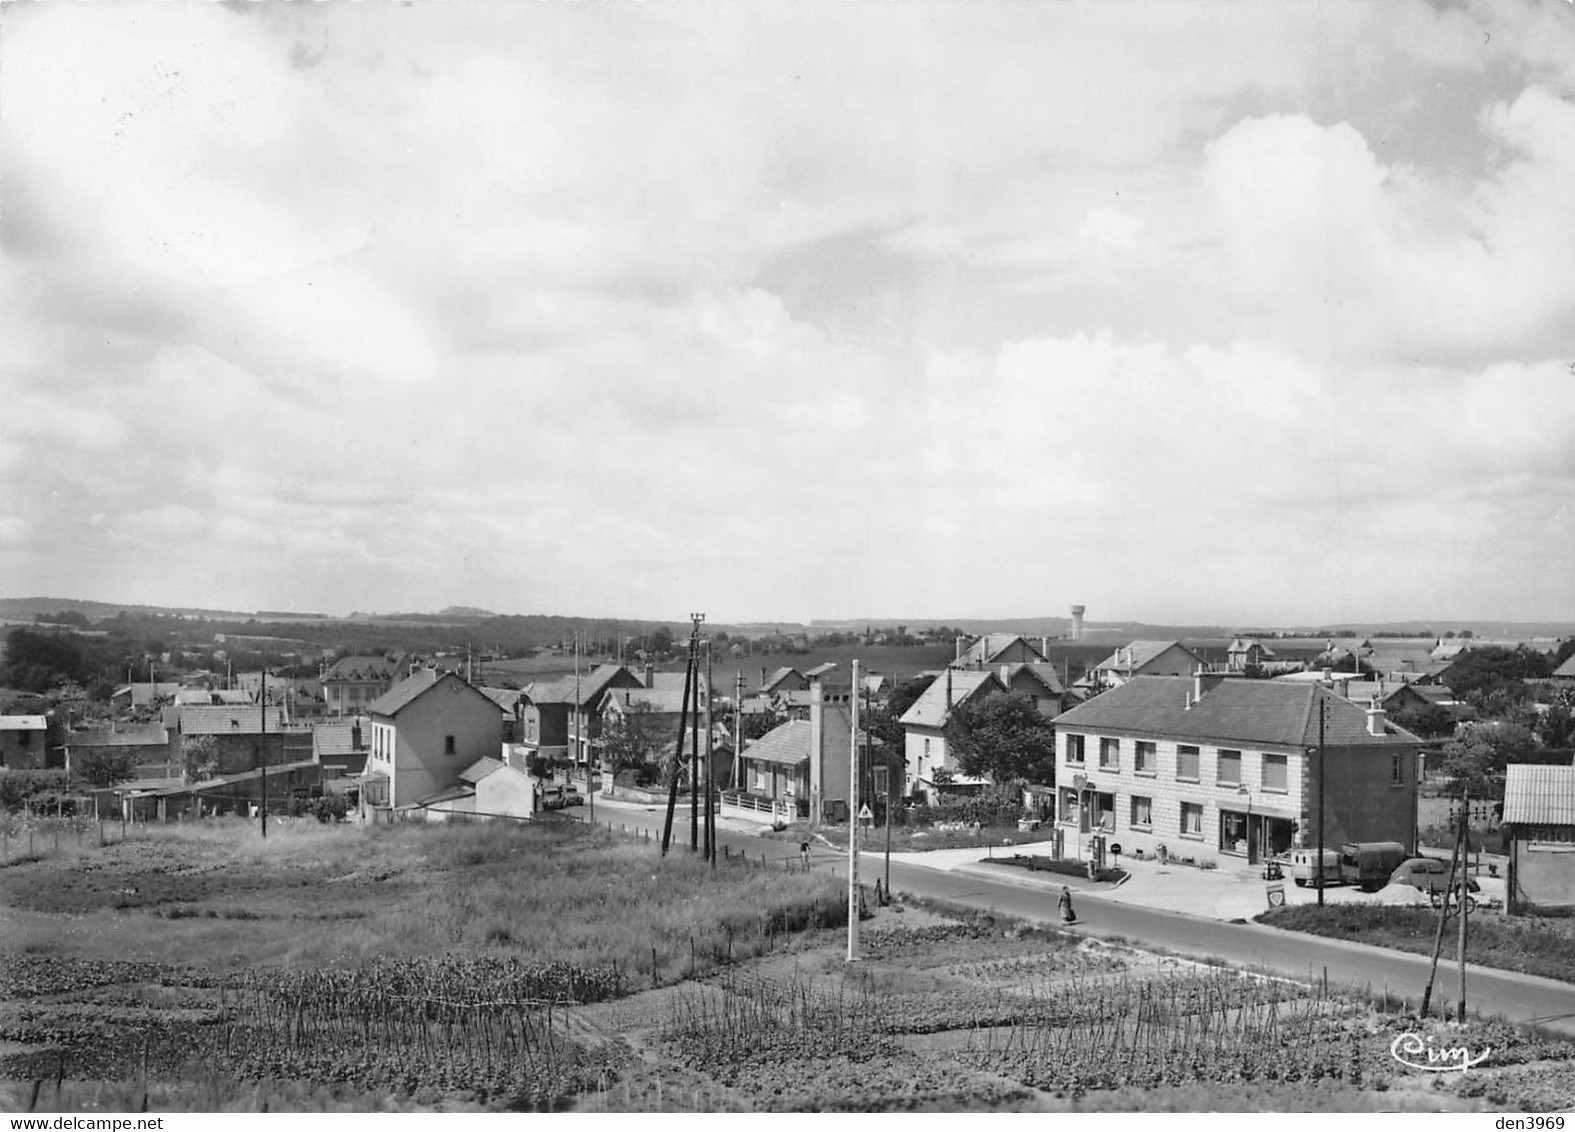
top-left (1258, 904), bottom-right (1575, 985)
top-left (6, 817), bottom-right (1574, 1112)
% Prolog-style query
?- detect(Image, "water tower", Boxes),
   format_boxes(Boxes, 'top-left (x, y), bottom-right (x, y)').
top-left (1070, 605), bottom-right (1086, 640)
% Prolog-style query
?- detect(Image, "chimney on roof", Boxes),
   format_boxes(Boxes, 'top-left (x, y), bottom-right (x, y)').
top-left (1194, 666), bottom-right (1225, 702)
top-left (1071, 605), bottom-right (1085, 641)
top-left (1366, 699), bottom-right (1387, 737)
top-left (644, 662), bottom-right (654, 689)
top-left (945, 669), bottom-right (954, 709)
top-left (351, 721), bottom-right (362, 750)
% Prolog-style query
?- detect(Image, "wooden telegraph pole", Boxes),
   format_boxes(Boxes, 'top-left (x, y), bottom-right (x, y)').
top-left (259, 669), bottom-right (268, 839)
top-left (660, 630), bottom-right (696, 857)
top-left (696, 614), bottom-right (708, 843)
top-left (705, 637), bottom-right (716, 867)
top-left (1316, 695), bottom-right (1326, 907)
top-left (1457, 791), bottom-right (1471, 1023)
top-left (1420, 803), bottom-right (1465, 1017)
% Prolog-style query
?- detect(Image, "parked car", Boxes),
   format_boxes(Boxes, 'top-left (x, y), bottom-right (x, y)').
top-left (1338, 841), bottom-right (1410, 892)
top-left (563, 783), bottom-right (584, 806)
top-left (1389, 856), bottom-right (1480, 897)
top-left (1288, 848), bottom-right (1341, 888)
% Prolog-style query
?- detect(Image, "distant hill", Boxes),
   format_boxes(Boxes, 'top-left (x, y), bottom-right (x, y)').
top-left (0, 596), bottom-right (255, 622)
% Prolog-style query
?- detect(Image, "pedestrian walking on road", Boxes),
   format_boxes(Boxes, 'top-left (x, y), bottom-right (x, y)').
top-left (800, 840), bottom-right (811, 873)
top-left (1058, 885), bottom-right (1077, 925)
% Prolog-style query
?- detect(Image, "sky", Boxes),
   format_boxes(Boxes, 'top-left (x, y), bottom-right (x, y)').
top-left (3, 0), bottom-right (1574, 627)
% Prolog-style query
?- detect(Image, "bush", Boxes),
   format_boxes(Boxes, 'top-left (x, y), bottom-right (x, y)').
top-left (0, 770), bottom-right (69, 813)
top-left (900, 789), bottom-right (1024, 829)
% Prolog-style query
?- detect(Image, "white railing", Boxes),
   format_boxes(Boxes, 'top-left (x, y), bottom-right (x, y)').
top-left (720, 791), bottom-right (790, 820)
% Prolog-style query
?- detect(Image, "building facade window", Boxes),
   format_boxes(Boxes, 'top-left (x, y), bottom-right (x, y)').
top-left (1392, 753), bottom-right (1406, 785)
top-left (1180, 801), bottom-right (1203, 838)
top-left (1130, 795), bottom-right (1153, 828)
top-left (1217, 749), bottom-right (1241, 785)
top-left (1098, 737), bottom-right (1120, 770)
top-left (1135, 741), bottom-right (1156, 775)
top-left (1059, 787), bottom-right (1079, 823)
top-left (1177, 746), bottom-right (1200, 782)
top-left (444, 734), bottom-right (457, 756)
top-left (1263, 754), bottom-right (1288, 792)
top-left (1067, 734), bottom-right (1085, 765)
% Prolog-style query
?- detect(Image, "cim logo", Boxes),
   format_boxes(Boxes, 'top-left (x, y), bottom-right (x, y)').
top-left (1389, 1031), bottom-right (1492, 1072)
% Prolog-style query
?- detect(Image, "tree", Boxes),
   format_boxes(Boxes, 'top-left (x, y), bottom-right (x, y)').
top-left (1535, 701), bottom-right (1575, 750)
top-left (1388, 703), bottom-right (1458, 741)
top-left (1437, 720), bottom-right (1539, 799)
top-left (600, 703), bottom-right (668, 779)
top-left (74, 747), bottom-right (137, 790)
top-left (648, 626), bottom-right (675, 657)
top-left (182, 735), bottom-right (219, 783)
top-left (944, 692), bottom-right (1058, 785)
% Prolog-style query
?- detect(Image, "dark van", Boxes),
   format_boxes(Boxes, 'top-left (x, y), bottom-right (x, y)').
top-left (1338, 841), bottom-right (1409, 892)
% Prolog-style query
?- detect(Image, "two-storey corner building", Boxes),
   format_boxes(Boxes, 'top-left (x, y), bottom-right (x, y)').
top-left (897, 668), bottom-right (1007, 802)
top-left (1052, 673), bottom-right (1420, 866)
top-left (359, 669), bottom-right (505, 816)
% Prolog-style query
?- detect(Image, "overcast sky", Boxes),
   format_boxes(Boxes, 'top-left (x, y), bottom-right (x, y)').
top-left (3, 1), bottom-right (1574, 626)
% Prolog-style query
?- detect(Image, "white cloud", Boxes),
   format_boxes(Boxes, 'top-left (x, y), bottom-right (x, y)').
top-left (3, 0), bottom-right (1574, 622)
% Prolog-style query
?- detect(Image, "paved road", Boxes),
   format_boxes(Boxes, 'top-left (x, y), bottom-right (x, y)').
top-left (577, 801), bottom-right (1575, 1034)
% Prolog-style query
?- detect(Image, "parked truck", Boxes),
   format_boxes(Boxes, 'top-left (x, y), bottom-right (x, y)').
top-left (1338, 841), bottom-right (1409, 892)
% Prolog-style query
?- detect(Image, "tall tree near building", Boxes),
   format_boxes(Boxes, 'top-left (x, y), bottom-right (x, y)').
top-left (944, 692), bottom-right (1058, 785)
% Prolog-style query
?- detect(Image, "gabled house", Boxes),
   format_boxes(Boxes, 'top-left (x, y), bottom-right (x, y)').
top-left (1552, 656), bottom-right (1575, 684)
top-left (953, 634), bottom-right (1048, 669)
top-left (65, 723), bottom-right (179, 782)
top-left (897, 669), bottom-right (1008, 801)
top-left (480, 686), bottom-right (524, 742)
top-left (760, 667), bottom-right (809, 695)
top-left (599, 686), bottom-right (692, 778)
top-left (359, 670), bottom-right (504, 816)
top-left (1051, 673), bottom-right (1420, 867)
top-left (1226, 638), bottom-right (1277, 672)
top-left (519, 680), bottom-right (572, 762)
top-left (1381, 683), bottom-right (1461, 715)
top-left (565, 665), bottom-right (648, 770)
top-left (738, 681), bottom-right (853, 823)
top-left (322, 655), bottom-right (402, 717)
top-left (176, 705), bottom-right (303, 776)
top-left (1091, 641), bottom-right (1205, 690)
top-left (0, 715), bottom-right (50, 770)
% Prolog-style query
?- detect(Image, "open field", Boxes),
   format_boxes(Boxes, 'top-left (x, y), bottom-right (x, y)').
top-left (4, 818), bottom-right (1574, 1112)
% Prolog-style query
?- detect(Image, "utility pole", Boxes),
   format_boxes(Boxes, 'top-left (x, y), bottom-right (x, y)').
top-left (1420, 805), bottom-right (1465, 1017)
top-left (259, 668), bottom-right (268, 839)
top-left (847, 658), bottom-right (861, 962)
top-left (659, 630), bottom-right (696, 857)
top-left (585, 630), bottom-right (594, 825)
top-left (574, 631), bottom-right (582, 801)
top-left (1457, 791), bottom-right (1470, 1023)
top-left (689, 614), bottom-right (704, 853)
top-left (1316, 694), bottom-right (1326, 908)
top-left (733, 669), bottom-right (745, 793)
top-left (705, 636), bottom-right (715, 867)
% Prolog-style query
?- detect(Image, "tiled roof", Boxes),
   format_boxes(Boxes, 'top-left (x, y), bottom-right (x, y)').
top-left (366, 669), bottom-right (442, 716)
top-left (521, 680), bottom-right (572, 706)
top-left (958, 635), bottom-right (1047, 667)
top-left (1055, 676), bottom-right (1418, 748)
top-left (177, 705), bottom-right (289, 736)
top-left (69, 725), bottom-right (170, 747)
top-left (480, 687), bottom-right (522, 712)
top-left (1555, 656), bottom-right (1575, 680)
top-left (458, 756), bottom-right (505, 784)
top-left (571, 664), bottom-right (642, 708)
top-left (1388, 684), bottom-right (1458, 706)
top-left (898, 669), bottom-right (1004, 729)
top-left (324, 655), bottom-right (400, 682)
top-left (1006, 663), bottom-right (1067, 696)
top-left (761, 667), bottom-right (805, 692)
top-left (742, 703), bottom-right (854, 767)
top-left (0, 715), bottom-right (47, 731)
top-left (1094, 641), bottom-right (1201, 673)
top-left (804, 662), bottom-right (838, 679)
top-left (605, 687), bottom-right (690, 714)
top-left (312, 721), bottom-right (367, 758)
top-left (1503, 764), bottom-right (1575, 826)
